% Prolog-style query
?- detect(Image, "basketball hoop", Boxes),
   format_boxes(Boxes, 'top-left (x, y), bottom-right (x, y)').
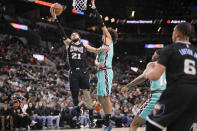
top-left (72, 0), bottom-right (88, 11)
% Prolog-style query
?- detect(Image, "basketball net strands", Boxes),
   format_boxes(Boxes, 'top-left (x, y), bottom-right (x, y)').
top-left (72, 0), bottom-right (88, 11)
top-left (27, 0), bottom-right (87, 15)
top-left (27, 0), bottom-right (88, 11)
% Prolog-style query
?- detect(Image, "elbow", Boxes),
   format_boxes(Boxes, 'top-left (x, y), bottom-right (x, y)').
top-left (151, 77), bottom-right (160, 81)
top-left (149, 75), bottom-right (160, 81)
top-left (146, 67), bottom-right (164, 81)
top-left (105, 34), bottom-right (112, 40)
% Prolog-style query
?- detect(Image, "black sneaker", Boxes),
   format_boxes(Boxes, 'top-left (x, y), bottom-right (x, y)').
top-left (89, 121), bottom-right (96, 128)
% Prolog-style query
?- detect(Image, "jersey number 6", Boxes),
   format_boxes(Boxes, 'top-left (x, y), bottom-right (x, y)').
top-left (184, 59), bottom-right (196, 75)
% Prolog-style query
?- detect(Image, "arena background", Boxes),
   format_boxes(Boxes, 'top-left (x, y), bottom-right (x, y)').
top-left (0, 0), bottom-right (197, 130)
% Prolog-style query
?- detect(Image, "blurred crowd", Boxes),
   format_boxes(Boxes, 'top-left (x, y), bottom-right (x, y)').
top-left (0, 38), bottom-right (150, 130)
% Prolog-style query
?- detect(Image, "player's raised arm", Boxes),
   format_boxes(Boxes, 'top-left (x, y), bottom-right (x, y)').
top-left (91, 0), bottom-right (112, 45)
top-left (83, 41), bottom-right (110, 53)
top-left (50, 4), bottom-right (71, 49)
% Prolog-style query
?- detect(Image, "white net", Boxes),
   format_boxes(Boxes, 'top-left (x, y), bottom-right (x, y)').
top-left (72, 0), bottom-right (88, 11)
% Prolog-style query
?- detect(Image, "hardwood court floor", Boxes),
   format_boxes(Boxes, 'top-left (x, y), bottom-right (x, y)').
top-left (39, 127), bottom-right (144, 131)
top-left (40, 126), bottom-right (197, 131)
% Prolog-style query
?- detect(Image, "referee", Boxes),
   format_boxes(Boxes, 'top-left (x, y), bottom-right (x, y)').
top-left (145, 22), bottom-right (197, 131)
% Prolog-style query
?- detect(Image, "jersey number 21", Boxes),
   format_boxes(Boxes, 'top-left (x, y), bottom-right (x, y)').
top-left (72, 53), bottom-right (81, 60)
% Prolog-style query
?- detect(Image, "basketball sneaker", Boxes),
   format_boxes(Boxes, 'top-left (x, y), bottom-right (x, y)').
top-left (101, 123), bottom-right (112, 131)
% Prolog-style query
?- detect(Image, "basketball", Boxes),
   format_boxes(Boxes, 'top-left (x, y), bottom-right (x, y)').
top-left (94, 103), bottom-right (102, 112)
top-left (52, 3), bottom-right (63, 16)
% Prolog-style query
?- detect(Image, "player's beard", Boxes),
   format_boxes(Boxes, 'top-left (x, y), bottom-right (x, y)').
top-left (72, 38), bottom-right (80, 43)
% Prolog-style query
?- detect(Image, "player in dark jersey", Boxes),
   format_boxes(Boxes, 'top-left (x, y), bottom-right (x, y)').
top-left (50, 6), bottom-right (109, 127)
top-left (144, 22), bottom-right (197, 131)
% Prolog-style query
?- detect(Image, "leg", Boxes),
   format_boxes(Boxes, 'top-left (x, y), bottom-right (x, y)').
top-left (70, 70), bottom-right (80, 106)
top-left (23, 115), bottom-right (30, 128)
top-left (36, 116), bottom-right (42, 125)
top-left (14, 116), bottom-right (20, 129)
top-left (85, 116), bottom-right (89, 126)
top-left (127, 116), bottom-right (133, 127)
top-left (99, 96), bottom-right (112, 128)
top-left (131, 93), bottom-right (159, 131)
top-left (167, 106), bottom-right (197, 131)
top-left (9, 116), bottom-right (14, 129)
top-left (1, 116), bottom-right (5, 130)
top-left (54, 116), bottom-right (60, 127)
top-left (146, 87), bottom-right (190, 131)
top-left (130, 114), bottom-right (144, 131)
top-left (47, 116), bottom-right (53, 127)
top-left (80, 70), bottom-right (92, 110)
top-left (80, 70), bottom-right (95, 125)
top-left (41, 116), bottom-right (47, 127)
top-left (97, 70), bottom-right (113, 115)
top-left (81, 116), bottom-right (86, 126)
top-left (100, 96), bottom-right (112, 115)
top-left (97, 69), bottom-right (113, 130)
top-left (98, 96), bottom-right (104, 107)
top-left (83, 90), bottom-right (94, 122)
top-left (121, 116), bottom-right (127, 127)
top-left (82, 90), bottom-right (93, 110)
top-left (146, 121), bottom-right (162, 131)
top-left (70, 71), bottom-right (81, 125)
top-left (30, 116), bottom-right (36, 121)
top-left (18, 116), bottom-right (24, 128)
top-left (64, 111), bottom-right (72, 126)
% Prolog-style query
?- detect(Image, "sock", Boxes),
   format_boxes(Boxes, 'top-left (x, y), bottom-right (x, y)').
top-left (74, 106), bottom-right (81, 119)
top-left (104, 114), bottom-right (111, 126)
top-left (89, 108), bottom-right (94, 122)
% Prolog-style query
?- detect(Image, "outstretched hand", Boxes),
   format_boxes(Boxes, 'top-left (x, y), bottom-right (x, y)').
top-left (91, 0), bottom-right (96, 9)
top-left (98, 62), bottom-right (105, 67)
top-left (101, 45), bottom-right (110, 52)
top-left (121, 86), bottom-right (129, 93)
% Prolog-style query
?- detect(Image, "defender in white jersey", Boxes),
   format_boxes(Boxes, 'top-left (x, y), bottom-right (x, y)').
top-left (121, 50), bottom-right (166, 131)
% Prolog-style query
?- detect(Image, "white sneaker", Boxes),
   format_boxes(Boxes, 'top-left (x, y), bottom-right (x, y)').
top-left (27, 125), bottom-right (30, 130)
top-left (30, 120), bottom-right (37, 126)
top-left (101, 124), bottom-right (112, 131)
top-left (42, 126), bottom-right (47, 129)
top-left (85, 124), bottom-right (89, 128)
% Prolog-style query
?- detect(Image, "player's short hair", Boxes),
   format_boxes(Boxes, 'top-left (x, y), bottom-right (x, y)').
top-left (71, 32), bottom-right (81, 38)
top-left (176, 22), bottom-right (195, 38)
top-left (155, 49), bottom-right (161, 55)
top-left (108, 27), bottom-right (118, 44)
